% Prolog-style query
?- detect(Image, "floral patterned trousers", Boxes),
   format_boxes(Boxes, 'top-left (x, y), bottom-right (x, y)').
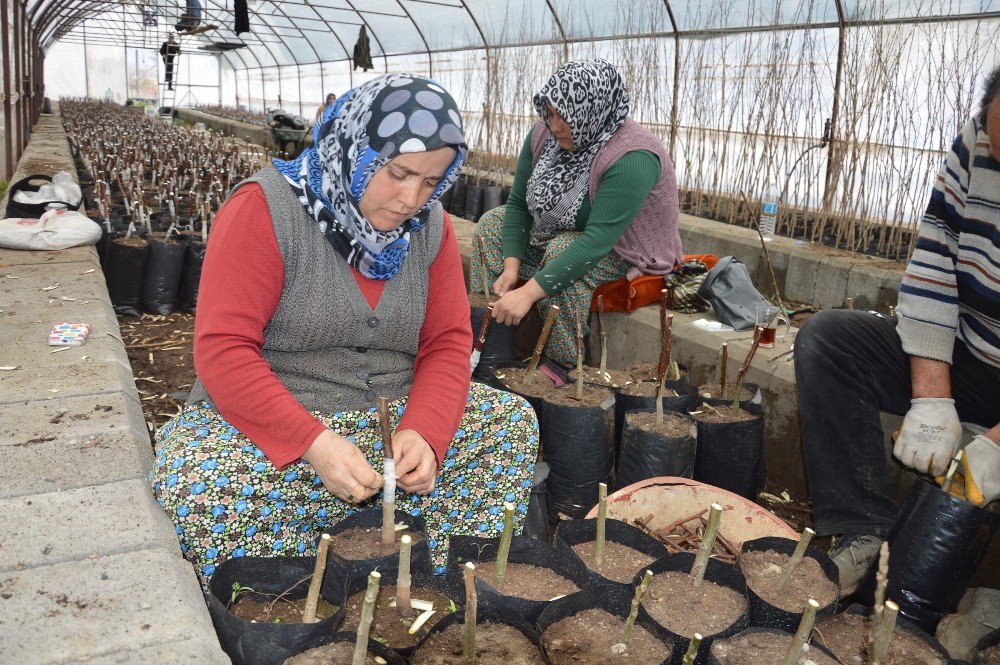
top-left (150, 382), bottom-right (538, 583)
top-left (470, 206), bottom-right (629, 367)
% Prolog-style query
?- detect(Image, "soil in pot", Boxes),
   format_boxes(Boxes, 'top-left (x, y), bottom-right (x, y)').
top-left (567, 366), bottom-right (635, 389)
top-left (494, 366), bottom-right (558, 401)
top-left (627, 411), bottom-right (692, 438)
top-left (544, 384), bottom-right (614, 408)
top-left (642, 571), bottom-right (747, 638)
top-left (697, 383), bottom-right (755, 401)
top-left (710, 630), bottom-right (839, 664)
top-left (630, 362), bottom-right (687, 383)
top-left (738, 550), bottom-right (837, 614)
top-left (690, 406), bottom-right (757, 424)
top-left (980, 646), bottom-right (1000, 664)
top-left (328, 526), bottom-right (424, 561)
top-left (618, 381), bottom-right (679, 398)
top-left (410, 620), bottom-right (545, 665)
top-left (569, 540), bottom-right (658, 585)
top-left (543, 607), bottom-right (671, 664)
top-left (814, 612), bottom-right (944, 664)
top-left (473, 561), bottom-right (580, 601)
top-left (283, 640), bottom-right (388, 665)
top-left (341, 584), bottom-right (454, 649)
top-left (230, 594), bottom-right (337, 624)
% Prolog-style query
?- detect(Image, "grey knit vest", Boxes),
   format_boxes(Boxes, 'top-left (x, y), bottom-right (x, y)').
top-left (188, 165), bottom-right (443, 413)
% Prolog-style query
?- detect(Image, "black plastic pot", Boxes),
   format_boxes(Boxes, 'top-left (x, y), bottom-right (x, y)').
top-left (694, 382), bottom-right (762, 408)
top-left (445, 535), bottom-right (591, 624)
top-left (540, 388), bottom-right (615, 521)
top-left (177, 240), bottom-right (206, 312)
top-left (538, 586), bottom-right (676, 664)
top-left (737, 536), bottom-right (839, 632)
top-left (637, 553), bottom-right (750, 665)
top-left (470, 304), bottom-right (515, 383)
top-left (857, 479), bottom-right (1000, 634)
top-left (814, 603), bottom-right (951, 664)
top-left (283, 631), bottom-right (406, 664)
top-left (616, 381), bottom-right (698, 445)
top-left (976, 628), bottom-right (1000, 664)
top-left (482, 185), bottom-right (503, 213)
top-left (206, 555), bottom-right (348, 665)
top-left (616, 409), bottom-right (698, 490)
top-left (410, 606), bottom-right (546, 664)
top-left (465, 184), bottom-right (484, 222)
top-left (500, 186), bottom-right (511, 205)
top-left (448, 179), bottom-right (468, 218)
top-left (342, 568), bottom-right (455, 658)
top-left (524, 462), bottom-right (550, 542)
top-left (322, 507), bottom-right (432, 580)
top-left (554, 517), bottom-right (668, 587)
top-left (140, 235), bottom-right (186, 314)
top-left (105, 236), bottom-right (148, 316)
top-left (689, 401), bottom-right (764, 500)
top-left (707, 627), bottom-right (841, 665)
top-left (438, 183), bottom-right (454, 211)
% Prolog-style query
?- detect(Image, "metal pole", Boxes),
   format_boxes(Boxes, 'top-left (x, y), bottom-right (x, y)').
top-left (83, 21), bottom-right (90, 97)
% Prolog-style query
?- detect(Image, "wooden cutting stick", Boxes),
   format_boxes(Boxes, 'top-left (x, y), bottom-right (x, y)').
top-left (526, 305), bottom-right (560, 381)
top-left (377, 396), bottom-right (394, 460)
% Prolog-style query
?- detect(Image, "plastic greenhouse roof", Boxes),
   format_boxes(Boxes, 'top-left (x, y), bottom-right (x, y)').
top-left (27, 0), bottom-right (1000, 71)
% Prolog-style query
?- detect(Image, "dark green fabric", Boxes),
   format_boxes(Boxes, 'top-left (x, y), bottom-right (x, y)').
top-left (502, 133), bottom-right (661, 294)
top-left (353, 26), bottom-right (373, 71)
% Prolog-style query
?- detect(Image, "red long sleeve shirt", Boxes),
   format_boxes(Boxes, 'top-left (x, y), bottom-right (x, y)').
top-left (193, 183), bottom-right (472, 468)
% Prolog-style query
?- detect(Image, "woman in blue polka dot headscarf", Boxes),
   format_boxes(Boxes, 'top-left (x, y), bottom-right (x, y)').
top-left (150, 74), bottom-right (539, 584)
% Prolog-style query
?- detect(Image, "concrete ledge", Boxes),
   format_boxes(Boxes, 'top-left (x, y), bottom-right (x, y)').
top-left (0, 105), bottom-right (226, 663)
top-left (176, 107), bottom-right (277, 151)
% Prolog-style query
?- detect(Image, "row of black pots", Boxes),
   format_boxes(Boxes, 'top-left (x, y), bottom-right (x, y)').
top-left (442, 175), bottom-right (510, 222)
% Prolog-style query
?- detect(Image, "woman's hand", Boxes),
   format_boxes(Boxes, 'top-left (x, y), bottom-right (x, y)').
top-left (492, 279), bottom-right (546, 326)
top-left (392, 429), bottom-right (438, 495)
top-left (302, 429), bottom-right (383, 502)
top-left (492, 258), bottom-right (522, 296)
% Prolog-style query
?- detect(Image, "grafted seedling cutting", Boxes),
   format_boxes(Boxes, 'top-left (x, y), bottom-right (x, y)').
top-left (595, 482), bottom-right (608, 567)
top-left (526, 305), bottom-right (560, 383)
top-left (690, 503), bottom-right (723, 586)
top-left (597, 295), bottom-right (608, 378)
top-left (397, 534), bottom-right (413, 617)
top-left (731, 327), bottom-right (764, 415)
top-left (376, 396), bottom-right (396, 547)
top-left (302, 533), bottom-right (332, 623)
top-left (776, 527), bottom-right (815, 590)
top-left (617, 569), bottom-right (653, 653)
top-left (682, 633), bottom-right (703, 665)
top-left (782, 598), bottom-right (820, 665)
top-left (463, 561), bottom-right (478, 665)
top-left (494, 502), bottom-right (516, 585)
top-left (575, 308), bottom-right (585, 400)
top-left (868, 542), bottom-right (897, 665)
top-left (353, 570), bottom-right (382, 665)
top-left (469, 305), bottom-right (494, 373)
top-left (477, 236), bottom-right (490, 300)
top-left (719, 342), bottom-right (728, 395)
top-left (655, 295), bottom-right (675, 426)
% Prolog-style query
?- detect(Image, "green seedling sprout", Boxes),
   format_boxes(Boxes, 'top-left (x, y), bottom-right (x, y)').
top-left (494, 502), bottom-right (516, 584)
top-left (353, 571), bottom-right (381, 665)
top-left (682, 633), bottom-right (703, 665)
top-left (595, 482), bottom-right (608, 567)
top-left (690, 503), bottom-right (723, 587)
top-left (776, 528), bottom-right (815, 591)
top-left (229, 582), bottom-right (254, 607)
top-left (597, 295), bottom-right (608, 379)
top-left (575, 308), bottom-right (585, 400)
top-left (397, 534), bottom-right (413, 617)
top-left (302, 533), bottom-right (332, 623)
top-left (782, 598), bottom-right (820, 665)
top-left (463, 562), bottom-right (477, 665)
top-left (731, 327), bottom-right (764, 415)
top-left (526, 305), bottom-right (559, 383)
top-left (614, 569), bottom-right (653, 654)
top-left (376, 396), bottom-right (396, 547)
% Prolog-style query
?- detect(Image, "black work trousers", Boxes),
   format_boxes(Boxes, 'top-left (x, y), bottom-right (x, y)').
top-left (165, 59), bottom-right (175, 89)
top-left (795, 310), bottom-right (999, 538)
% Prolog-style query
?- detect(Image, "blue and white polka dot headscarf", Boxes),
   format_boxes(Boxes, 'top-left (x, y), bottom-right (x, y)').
top-left (274, 74), bottom-right (467, 280)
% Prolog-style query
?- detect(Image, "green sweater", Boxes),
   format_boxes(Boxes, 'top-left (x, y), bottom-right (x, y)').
top-left (502, 133), bottom-right (661, 294)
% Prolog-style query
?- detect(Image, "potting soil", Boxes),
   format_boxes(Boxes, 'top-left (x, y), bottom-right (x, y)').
top-left (229, 595), bottom-right (337, 623)
top-left (980, 646), bottom-right (1000, 664)
top-left (543, 383), bottom-right (614, 408)
top-left (698, 383), bottom-right (755, 401)
top-left (814, 612), bottom-right (944, 664)
top-left (283, 640), bottom-right (385, 664)
top-left (643, 571), bottom-right (747, 637)
top-left (409, 620), bottom-right (545, 664)
top-left (494, 366), bottom-right (558, 400)
top-left (473, 561), bottom-right (580, 601)
top-left (567, 366), bottom-right (635, 389)
top-left (328, 527), bottom-right (424, 560)
top-left (629, 361), bottom-right (687, 383)
top-left (542, 607), bottom-right (671, 664)
top-left (618, 381), bottom-right (679, 398)
top-left (341, 585), bottom-right (454, 648)
top-left (569, 540), bottom-right (658, 584)
top-left (738, 550), bottom-right (837, 613)
top-left (690, 406), bottom-right (757, 424)
top-left (626, 411), bottom-right (692, 438)
top-left (710, 630), bottom-right (839, 664)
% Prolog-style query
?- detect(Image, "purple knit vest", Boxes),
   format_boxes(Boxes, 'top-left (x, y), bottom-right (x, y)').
top-left (530, 118), bottom-right (683, 280)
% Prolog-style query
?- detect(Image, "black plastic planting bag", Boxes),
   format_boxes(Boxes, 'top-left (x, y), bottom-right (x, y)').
top-left (207, 555), bottom-right (348, 665)
top-left (412, 606), bottom-right (546, 662)
top-left (448, 179), bottom-right (468, 218)
top-left (445, 535), bottom-right (591, 623)
top-left (283, 631), bottom-right (406, 664)
top-left (465, 184), bottom-right (484, 222)
top-left (105, 237), bottom-right (148, 316)
top-left (140, 236), bottom-right (186, 314)
top-left (322, 507), bottom-right (432, 579)
top-left (815, 603), bottom-right (951, 663)
top-left (540, 391), bottom-right (615, 521)
top-left (707, 627), bottom-right (840, 665)
top-left (524, 462), bottom-right (550, 541)
top-left (690, 400), bottom-right (764, 500)
top-left (470, 304), bottom-right (515, 383)
top-left (617, 409), bottom-right (698, 490)
top-left (177, 240), bottom-right (206, 312)
top-left (738, 536), bottom-right (839, 632)
top-left (616, 381), bottom-right (697, 445)
top-left (482, 185), bottom-right (502, 213)
top-left (438, 183), bottom-right (454, 211)
top-left (977, 628), bottom-right (1000, 664)
top-left (554, 517), bottom-right (668, 587)
top-left (638, 553), bottom-right (750, 665)
top-left (857, 479), bottom-right (1000, 633)
top-left (537, 586), bottom-right (676, 664)
top-left (696, 256), bottom-right (771, 331)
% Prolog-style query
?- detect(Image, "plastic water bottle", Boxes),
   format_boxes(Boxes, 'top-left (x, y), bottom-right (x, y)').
top-left (759, 192), bottom-right (778, 239)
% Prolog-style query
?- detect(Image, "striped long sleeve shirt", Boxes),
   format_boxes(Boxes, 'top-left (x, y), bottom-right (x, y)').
top-left (896, 117), bottom-right (1000, 369)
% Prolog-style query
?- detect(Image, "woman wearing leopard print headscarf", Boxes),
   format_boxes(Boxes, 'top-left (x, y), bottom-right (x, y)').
top-left (471, 59), bottom-right (683, 366)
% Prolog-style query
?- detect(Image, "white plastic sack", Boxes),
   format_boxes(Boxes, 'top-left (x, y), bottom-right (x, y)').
top-left (11, 171), bottom-right (83, 209)
top-left (0, 209), bottom-right (102, 250)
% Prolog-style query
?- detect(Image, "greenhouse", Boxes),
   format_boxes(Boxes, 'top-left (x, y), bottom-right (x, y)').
top-left (1, 1), bottom-right (999, 663)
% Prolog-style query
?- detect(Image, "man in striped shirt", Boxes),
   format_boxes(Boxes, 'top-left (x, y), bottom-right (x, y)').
top-left (794, 66), bottom-right (1000, 595)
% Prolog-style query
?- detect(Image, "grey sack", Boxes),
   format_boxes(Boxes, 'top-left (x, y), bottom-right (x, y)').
top-left (697, 255), bottom-right (770, 331)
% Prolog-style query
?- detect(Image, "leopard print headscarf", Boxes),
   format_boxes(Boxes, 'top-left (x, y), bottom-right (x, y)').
top-left (526, 59), bottom-right (630, 240)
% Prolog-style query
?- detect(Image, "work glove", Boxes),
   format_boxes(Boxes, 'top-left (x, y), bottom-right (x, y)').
top-left (939, 436), bottom-right (1000, 506)
top-left (893, 398), bottom-right (962, 476)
